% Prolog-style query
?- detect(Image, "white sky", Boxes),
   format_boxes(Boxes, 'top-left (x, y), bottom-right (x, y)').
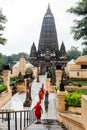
top-left (0, 0), bottom-right (82, 56)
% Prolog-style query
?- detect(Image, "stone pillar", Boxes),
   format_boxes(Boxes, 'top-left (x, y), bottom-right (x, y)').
top-left (24, 78), bottom-right (27, 87)
top-left (23, 79), bottom-right (32, 107)
top-left (2, 70), bottom-right (11, 92)
top-left (82, 95), bottom-right (87, 129)
top-left (56, 70), bottom-right (62, 86)
top-left (57, 91), bottom-right (67, 112)
top-left (46, 78), bottom-right (51, 91)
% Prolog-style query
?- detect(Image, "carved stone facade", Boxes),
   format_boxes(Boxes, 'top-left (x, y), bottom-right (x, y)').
top-left (29, 4), bottom-right (66, 74)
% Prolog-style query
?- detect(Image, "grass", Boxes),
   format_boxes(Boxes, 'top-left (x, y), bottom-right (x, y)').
top-left (69, 78), bottom-right (87, 86)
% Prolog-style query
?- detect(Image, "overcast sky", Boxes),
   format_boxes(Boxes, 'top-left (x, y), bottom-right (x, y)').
top-left (0, 0), bottom-right (82, 56)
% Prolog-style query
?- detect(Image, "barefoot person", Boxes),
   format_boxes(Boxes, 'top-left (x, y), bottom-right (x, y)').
top-left (33, 101), bottom-right (43, 123)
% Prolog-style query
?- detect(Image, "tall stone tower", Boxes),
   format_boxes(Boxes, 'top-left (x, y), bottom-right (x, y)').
top-left (29, 4), bottom-right (66, 74)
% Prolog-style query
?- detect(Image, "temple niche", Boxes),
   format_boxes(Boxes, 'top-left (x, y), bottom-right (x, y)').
top-left (29, 4), bottom-right (66, 74)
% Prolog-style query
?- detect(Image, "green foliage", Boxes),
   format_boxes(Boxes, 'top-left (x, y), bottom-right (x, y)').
top-left (0, 9), bottom-right (7, 45)
top-left (0, 84), bottom-right (7, 93)
top-left (10, 77), bottom-right (19, 86)
top-left (65, 92), bottom-right (82, 107)
top-left (66, 46), bottom-right (81, 61)
top-left (67, 0), bottom-right (87, 45)
top-left (55, 85), bottom-right (59, 91)
top-left (82, 46), bottom-right (87, 55)
top-left (69, 78), bottom-right (87, 86)
top-left (0, 53), bottom-right (6, 73)
top-left (65, 90), bottom-right (87, 107)
top-left (49, 67), bottom-right (56, 85)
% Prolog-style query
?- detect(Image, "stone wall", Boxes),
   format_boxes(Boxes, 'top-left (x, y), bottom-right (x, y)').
top-left (0, 91), bottom-right (12, 108)
top-left (57, 92), bottom-right (87, 130)
top-left (59, 112), bottom-right (85, 130)
top-left (82, 95), bottom-right (87, 129)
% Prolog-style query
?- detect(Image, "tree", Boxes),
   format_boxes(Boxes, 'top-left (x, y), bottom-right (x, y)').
top-left (82, 46), bottom-right (87, 55)
top-left (68, 0), bottom-right (87, 45)
top-left (0, 53), bottom-right (6, 73)
top-left (67, 46), bottom-right (81, 61)
top-left (0, 8), bottom-right (7, 45)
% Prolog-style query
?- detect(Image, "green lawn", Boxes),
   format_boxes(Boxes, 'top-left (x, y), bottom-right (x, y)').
top-left (69, 78), bottom-right (87, 86)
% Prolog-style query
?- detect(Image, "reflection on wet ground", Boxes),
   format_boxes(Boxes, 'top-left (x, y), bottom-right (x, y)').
top-left (26, 119), bottom-right (67, 130)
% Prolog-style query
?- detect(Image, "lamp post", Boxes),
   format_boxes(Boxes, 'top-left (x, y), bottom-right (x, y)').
top-left (23, 75), bottom-right (32, 107)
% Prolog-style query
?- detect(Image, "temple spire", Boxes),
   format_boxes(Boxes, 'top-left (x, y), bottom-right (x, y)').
top-left (48, 3), bottom-right (50, 8)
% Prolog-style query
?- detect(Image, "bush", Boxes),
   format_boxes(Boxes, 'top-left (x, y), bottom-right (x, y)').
top-left (49, 67), bottom-right (56, 85)
top-left (65, 90), bottom-right (86, 107)
top-left (0, 84), bottom-right (7, 93)
top-left (55, 85), bottom-right (59, 91)
top-left (10, 77), bottom-right (19, 86)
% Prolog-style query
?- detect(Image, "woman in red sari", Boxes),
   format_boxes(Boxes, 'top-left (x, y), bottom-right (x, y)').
top-left (33, 101), bottom-right (43, 123)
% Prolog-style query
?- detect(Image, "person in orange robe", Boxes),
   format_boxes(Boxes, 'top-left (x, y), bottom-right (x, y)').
top-left (40, 83), bottom-right (45, 99)
top-left (38, 90), bottom-right (44, 102)
top-left (33, 101), bottom-right (43, 123)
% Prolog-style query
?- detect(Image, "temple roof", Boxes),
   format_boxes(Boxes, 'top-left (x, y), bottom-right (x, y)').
top-left (75, 55), bottom-right (87, 65)
top-left (67, 59), bottom-right (75, 65)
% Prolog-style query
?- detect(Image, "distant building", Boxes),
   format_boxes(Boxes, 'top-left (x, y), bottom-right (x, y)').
top-left (65, 55), bottom-right (87, 78)
top-left (29, 4), bottom-right (66, 74)
top-left (11, 54), bottom-right (37, 78)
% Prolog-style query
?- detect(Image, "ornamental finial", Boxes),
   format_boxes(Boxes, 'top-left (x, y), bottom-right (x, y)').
top-left (48, 3), bottom-right (50, 8)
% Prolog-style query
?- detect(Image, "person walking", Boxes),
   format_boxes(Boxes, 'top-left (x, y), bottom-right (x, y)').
top-left (41, 83), bottom-right (45, 94)
top-left (38, 90), bottom-right (44, 103)
top-left (45, 90), bottom-right (49, 98)
top-left (33, 101), bottom-right (43, 123)
top-left (44, 97), bottom-right (49, 113)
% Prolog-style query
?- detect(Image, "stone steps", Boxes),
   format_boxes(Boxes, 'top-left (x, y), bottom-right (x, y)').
top-left (25, 119), bottom-right (66, 130)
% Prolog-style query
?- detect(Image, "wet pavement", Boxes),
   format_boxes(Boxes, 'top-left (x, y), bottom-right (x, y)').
top-left (25, 119), bottom-right (66, 130)
top-left (0, 75), bottom-right (67, 130)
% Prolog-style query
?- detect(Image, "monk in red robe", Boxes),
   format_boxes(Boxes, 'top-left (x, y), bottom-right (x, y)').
top-left (33, 101), bottom-right (43, 123)
top-left (38, 90), bottom-right (44, 102)
top-left (39, 83), bottom-right (45, 100)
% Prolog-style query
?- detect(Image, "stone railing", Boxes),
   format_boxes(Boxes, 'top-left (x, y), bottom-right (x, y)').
top-left (0, 109), bottom-right (36, 130)
top-left (59, 112), bottom-right (85, 130)
top-left (65, 85), bottom-right (87, 92)
top-left (0, 91), bottom-right (12, 108)
top-left (46, 78), bottom-right (56, 92)
top-left (82, 95), bottom-right (87, 129)
top-left (57, 91), bottom-right (87, 130)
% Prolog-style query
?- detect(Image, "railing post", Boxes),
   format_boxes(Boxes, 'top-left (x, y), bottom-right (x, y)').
top-left (20, 112), bottom-right (22, 130)
top-left (24, 111), bottom-right (26, 128)
top-left (8, 113), bottom-right (10, 130)
top-left (15, 112), bottom-right (17, 130)
top-left (27, 111), bottom-right (28, 126)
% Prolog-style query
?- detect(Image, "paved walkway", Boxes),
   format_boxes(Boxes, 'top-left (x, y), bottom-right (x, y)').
top-left (0, 75), bottom-right (66, 130)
